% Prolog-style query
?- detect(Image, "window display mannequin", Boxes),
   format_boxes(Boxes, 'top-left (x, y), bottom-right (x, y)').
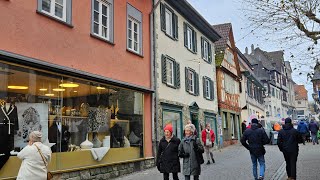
top-left (0, 98), bottom-right (19, 169)
top-left (110, 123), bottom-right (124, 148)
top-left (48, 117), bottom-right (70, 152)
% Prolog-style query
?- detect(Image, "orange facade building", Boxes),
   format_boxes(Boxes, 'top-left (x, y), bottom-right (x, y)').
top-left (0, 0), bottom-right (153, 179)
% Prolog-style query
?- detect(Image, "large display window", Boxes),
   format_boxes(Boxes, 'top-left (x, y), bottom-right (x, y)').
top-left (0, 61), bottom-right (144, 178)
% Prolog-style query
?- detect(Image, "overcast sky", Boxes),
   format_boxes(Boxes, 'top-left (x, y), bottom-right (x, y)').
top-left (188, 0), bottom-right (315, 100)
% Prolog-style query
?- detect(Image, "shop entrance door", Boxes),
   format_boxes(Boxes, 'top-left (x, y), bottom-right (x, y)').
top-left (191, 112), bottom-right (199, 133)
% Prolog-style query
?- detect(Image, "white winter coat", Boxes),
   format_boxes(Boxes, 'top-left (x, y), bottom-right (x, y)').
top-left (17, 142), bottom-right (52, 180)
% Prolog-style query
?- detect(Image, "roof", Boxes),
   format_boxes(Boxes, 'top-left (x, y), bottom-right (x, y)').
top-left (237, 47), bottom-right (252, 69)
top-left (284, 61), bottom-right (292, 72)
top-left (212, 23), bottom-right (232, 66)
top-left (294, 85), bottom-right (308, 100)
top-left (165, 0), bottom-right (221, 43)
top-left (263, 51), bottom-right (284, 72)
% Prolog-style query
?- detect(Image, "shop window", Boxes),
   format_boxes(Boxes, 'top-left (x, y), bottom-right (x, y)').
top-left (127, 4), bottom-right (143, 55)
top-left (0, 61), bottom-right (144, 177)
top-left (160, 3), bottom-right (178, 39)
top-left (37, 0), bottom-right (72, 25)
top-left (161, 55), bottom-right (180, 89)
top-left (91, 0), bottom-right (114, 43)
top-left (162, 109), bottom-right (182, 139)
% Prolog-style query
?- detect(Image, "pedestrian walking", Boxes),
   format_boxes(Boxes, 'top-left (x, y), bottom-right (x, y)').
top-left (308, 119), bottom-right (319, 145)
top-left (241, 118), bottom-right (270, 180)
top-left (242, 120), bottom-right (247, 134)
top-left (183, 120), bottom-right (198, 137)
top-left (17, 131), bottom-right (52, 180)
top-left (277, 118), bottom-right (301, 180)
top-left (201, 123), bottom-right (215, 164)
top-left (273, 122), bottom-right (281, 131)
top-left (297, 120), bottom-right (308, 145)
top-left (156, 124), bottom-right (181, 180)
top-left (179, 124), bottom-right (204, 180)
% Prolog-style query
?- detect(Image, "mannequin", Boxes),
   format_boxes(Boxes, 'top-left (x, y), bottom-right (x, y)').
top-left (0, 99), bottom-right (11, 169)
top-left (48, 117), bottom-right (70, 152)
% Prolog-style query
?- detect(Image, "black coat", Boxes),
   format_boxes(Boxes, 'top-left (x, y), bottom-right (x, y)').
top-left (241, 123), bottom-right (270, 157)
top-left (278, 124), bottom-right (300, 153)
top-left (156, 136), bottom-right (181, 173)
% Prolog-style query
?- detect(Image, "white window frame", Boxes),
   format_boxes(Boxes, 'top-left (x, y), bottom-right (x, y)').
top-left (205, 78), bottom-right (211, 99)
top-left (166, 59), bottom-right (174, 86)
top-left (128, 17), bottom-right (140, 53)
top-left (165, 8), bottom-right (173, 37)
top-left (93, 0), bottom-right (110, 40)
top-left (187, 27), bottom-right (193, 50)
top-left (203, 40), bottom-right (209, 61)
top-left (188, 70), bottom-right (195, 93)
top-left (41, 0), bottom-right (67, 21)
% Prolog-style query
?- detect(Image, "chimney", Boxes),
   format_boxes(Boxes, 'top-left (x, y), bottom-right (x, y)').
top-left (245, 47), bottom-right (248, 54)
top-left (251, 44), bottom-right (254, 55)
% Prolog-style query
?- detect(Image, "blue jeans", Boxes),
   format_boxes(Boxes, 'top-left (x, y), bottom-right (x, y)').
top-left (250, 154), bottom-right (265, 179)
top-left (311, 133), bottom-right (319, 144)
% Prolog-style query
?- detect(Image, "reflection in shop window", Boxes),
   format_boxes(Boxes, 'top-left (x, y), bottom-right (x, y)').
top-left (162, 110), bottom-right (181, 139)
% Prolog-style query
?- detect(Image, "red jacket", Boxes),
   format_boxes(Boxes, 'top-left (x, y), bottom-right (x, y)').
top-left (201, 129), bottom-right (215, 146)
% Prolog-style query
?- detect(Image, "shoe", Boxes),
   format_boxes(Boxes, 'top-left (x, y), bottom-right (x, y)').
top-left (212, 158), bottom-right (215, 163)
top-left (258, 176), bottom-right (264, 180)
top-left (206, 161), bottom-right (210, 165)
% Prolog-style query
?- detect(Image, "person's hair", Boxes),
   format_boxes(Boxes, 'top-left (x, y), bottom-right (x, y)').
top-left (184, 124), bottom-right (194, 133)
top-left (29, 131), bottom-right (42, 142)
top-left (206, 123), bottom-right (210, 128)
top-left (187, 120), bottom-right (192, 124)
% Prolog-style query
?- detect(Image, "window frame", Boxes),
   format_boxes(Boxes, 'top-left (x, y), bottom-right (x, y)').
top-left (188, 70), bottom-right (195, 94)
top-left (37, 0), bottom-right (72, 26)
top-left (127, 17), bottom-right (140, 54)
top-left (165, 8), bottom-right (173, 37)
top-left (166, 59), bottom-right (174, 86)
top-left (184, 23), bottom-right (197, 53)
top-left (92, 0), bottom-right (111, 41)
top-left (41, 0), bottom-right (67, 21)
top-left (126, 3), bottom-right (143, 56)
top-left (205, 78), bottom-right (210, 99)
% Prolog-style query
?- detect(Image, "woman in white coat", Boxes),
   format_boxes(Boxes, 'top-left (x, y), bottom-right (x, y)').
top-left (17, 131), bottom-right (52, 180)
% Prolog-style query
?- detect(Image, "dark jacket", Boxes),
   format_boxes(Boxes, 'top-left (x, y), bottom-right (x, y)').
top-left (278, 124), bottom-right (300, 153)
top-left (241, 123), bottom-right (270, 157)
top-left (241, 122), bottom-right (246, 134)
top-left (297, 121), bottom-right (308, 134)
top-left (308, 121), bottom-right (319, 134)
top-left (156, 136), bottom-right (181, 173)
top-left (178, 135), bottom-right (204, 176)
top-left (48, 123), bottom-right (70, 152)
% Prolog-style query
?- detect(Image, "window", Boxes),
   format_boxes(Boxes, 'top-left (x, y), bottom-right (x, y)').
top-left (184, 23), bottom-right (197, 53)
top-left (226, 50), bottom-right (235, 66)
top-left (185, 68), bottom-right (199, 95)
top-left (203, 77), bottom-right (214, 100)
top-left (224, 74), bottom-right (235, 94)
top-left (298, 101), bottom-right (301, 104)
top-left (161, 55), bottom-right (180, 88)
top-left (272, 87), bottom-right (275, 97)
top-left (165, 9), bottom-right (173, 36)
top-left (37, 0), bottom-right (72, 25)
top-left (201, 37), bottom-right (212, 63)
top-left (91, 0), bottom-right (113, 42)
top-left (127, 4), bottom-right (143, 55)
top-left (162, 109), bottom-right (182, 139)
top-left (160, 3), bottom-right (178, 39)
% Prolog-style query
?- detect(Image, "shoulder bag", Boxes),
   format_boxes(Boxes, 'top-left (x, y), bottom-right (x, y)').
top-left (34, 144), bottom-right (53, 180)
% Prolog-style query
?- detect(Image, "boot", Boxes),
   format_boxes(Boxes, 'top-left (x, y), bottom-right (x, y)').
top-left (210, 152), bottom-right (215, 163)
top-left (206, 160), bottom-right (210, 165)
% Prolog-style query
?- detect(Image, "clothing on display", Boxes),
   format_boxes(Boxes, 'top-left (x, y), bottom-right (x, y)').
top-left (62, 117), bottom-right (88, 146)
top-left (110, 123), bottom-right (124, 148)
top-left (88, 107), bottom-right (109, 133)
top-left (48, 121), bottom-right (70, 152)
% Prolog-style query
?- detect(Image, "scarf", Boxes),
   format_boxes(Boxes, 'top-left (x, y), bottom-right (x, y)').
top-left (185, 135), bottom-right (192, 143)
top-left (206, 129), bottom-right (210, 140)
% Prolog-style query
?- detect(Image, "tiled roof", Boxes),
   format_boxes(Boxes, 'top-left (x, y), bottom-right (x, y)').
top-left (212, 23), bottom-right (232, 66)
top-left (294, 85), bottom-right (308, 100)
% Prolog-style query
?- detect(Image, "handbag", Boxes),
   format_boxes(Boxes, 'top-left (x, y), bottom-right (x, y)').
top-left (34, 144), bottom-right (53, 180)
top-left (206, 139), bottom-right (212, 147)
top-left (158, 142), bottom-right (171, 169)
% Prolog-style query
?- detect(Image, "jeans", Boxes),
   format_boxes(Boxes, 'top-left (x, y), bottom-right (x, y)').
top-left (250, 154), bottom-right (265, 179)
top-left (311, 133), bottom-right (319, 144)
top-left (163, 173), bottom-right (179, 180)
top-left (185, 175), bottom-right (199, 180)
top-left (283, 152), bottom-right (298, 179)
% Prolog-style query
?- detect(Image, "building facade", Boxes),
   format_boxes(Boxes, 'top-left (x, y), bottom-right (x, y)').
top-left (237, 48), bottom-right (265, 126)
top-left (284, 61), bottom-right (297, 119)
top-left (153, 0), bottom-right (220, 145)
top-left (212, 23), bottom-right (242, 146)
top-left (312, 61), bottom-right (320, 115)
top-left (294, 85), bottom-right (309, 118)
top-left (0, 0), bottom-right (154, 179)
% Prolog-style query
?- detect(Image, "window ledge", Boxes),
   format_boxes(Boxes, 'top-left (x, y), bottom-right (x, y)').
top-left (36, 10), bottom-right (73, 28)
top-left (185, 46), bottom-right (197, 55)
top-left (164, 82), bottom-right (177, 89)
top-left (90, 33), bottom-right (115, 45)
top-left (162, 30), bottom-right (178, 41)
top-left (204, 97), bottom-right (214, 101)
top-left (126, 49), bottom-right (144, 58)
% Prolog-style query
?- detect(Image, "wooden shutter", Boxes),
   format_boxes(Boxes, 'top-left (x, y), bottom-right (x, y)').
top-left (193, 30), bottom-right (197, 53)
top-left (208, 43), bottom-right (212, 63)
top-left (173, 13), bottom-right (178, 39)
top-left (195, 72), bottom-right (199, 96)
top-left (160, 3), bottom-right (166, 32)
top-left (185, 67), bottom-right (189, 92)
top-left (210, 79), bottom-right (214, 100)
top-left (161, 55), bottom-right (167, 84)
top-left (184, 23), bottom-right (187, 48)
top-left (175, 62), bottom-right (180, 88)
top-left (201, 37), bottom-right (204, 59)
top-left (203, 77), bottom-right (206, 98)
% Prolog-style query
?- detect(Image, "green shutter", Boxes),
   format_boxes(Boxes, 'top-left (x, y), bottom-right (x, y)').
top-left (210, 79), bottom-right (214, 100)
top-left (195, 72), bottom-right (199, 96)
top-left (185, 67), bottom-right (189, 92)
top-left (160, 3), bottom-right (166, 32)
top-left (201, 37), bottom-right (204, 59)
top-left (193, 30), bottom-right (197, 53)
top-left (161, 55), bottom-right (167, 84)
top-left (184, 23), bottom-right (187, 48)
top-left (208, 43), bottom-right (212, 63)
top-left (175, 62), bottom-right (180, 88)
top-left (203, 77), bottom-right (206, 98)
top-left (173, 13), bottom-right (178, 39)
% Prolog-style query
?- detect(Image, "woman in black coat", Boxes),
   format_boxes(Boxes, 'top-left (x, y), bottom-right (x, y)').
top-left (157, 124), bottom-right (181, 180)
